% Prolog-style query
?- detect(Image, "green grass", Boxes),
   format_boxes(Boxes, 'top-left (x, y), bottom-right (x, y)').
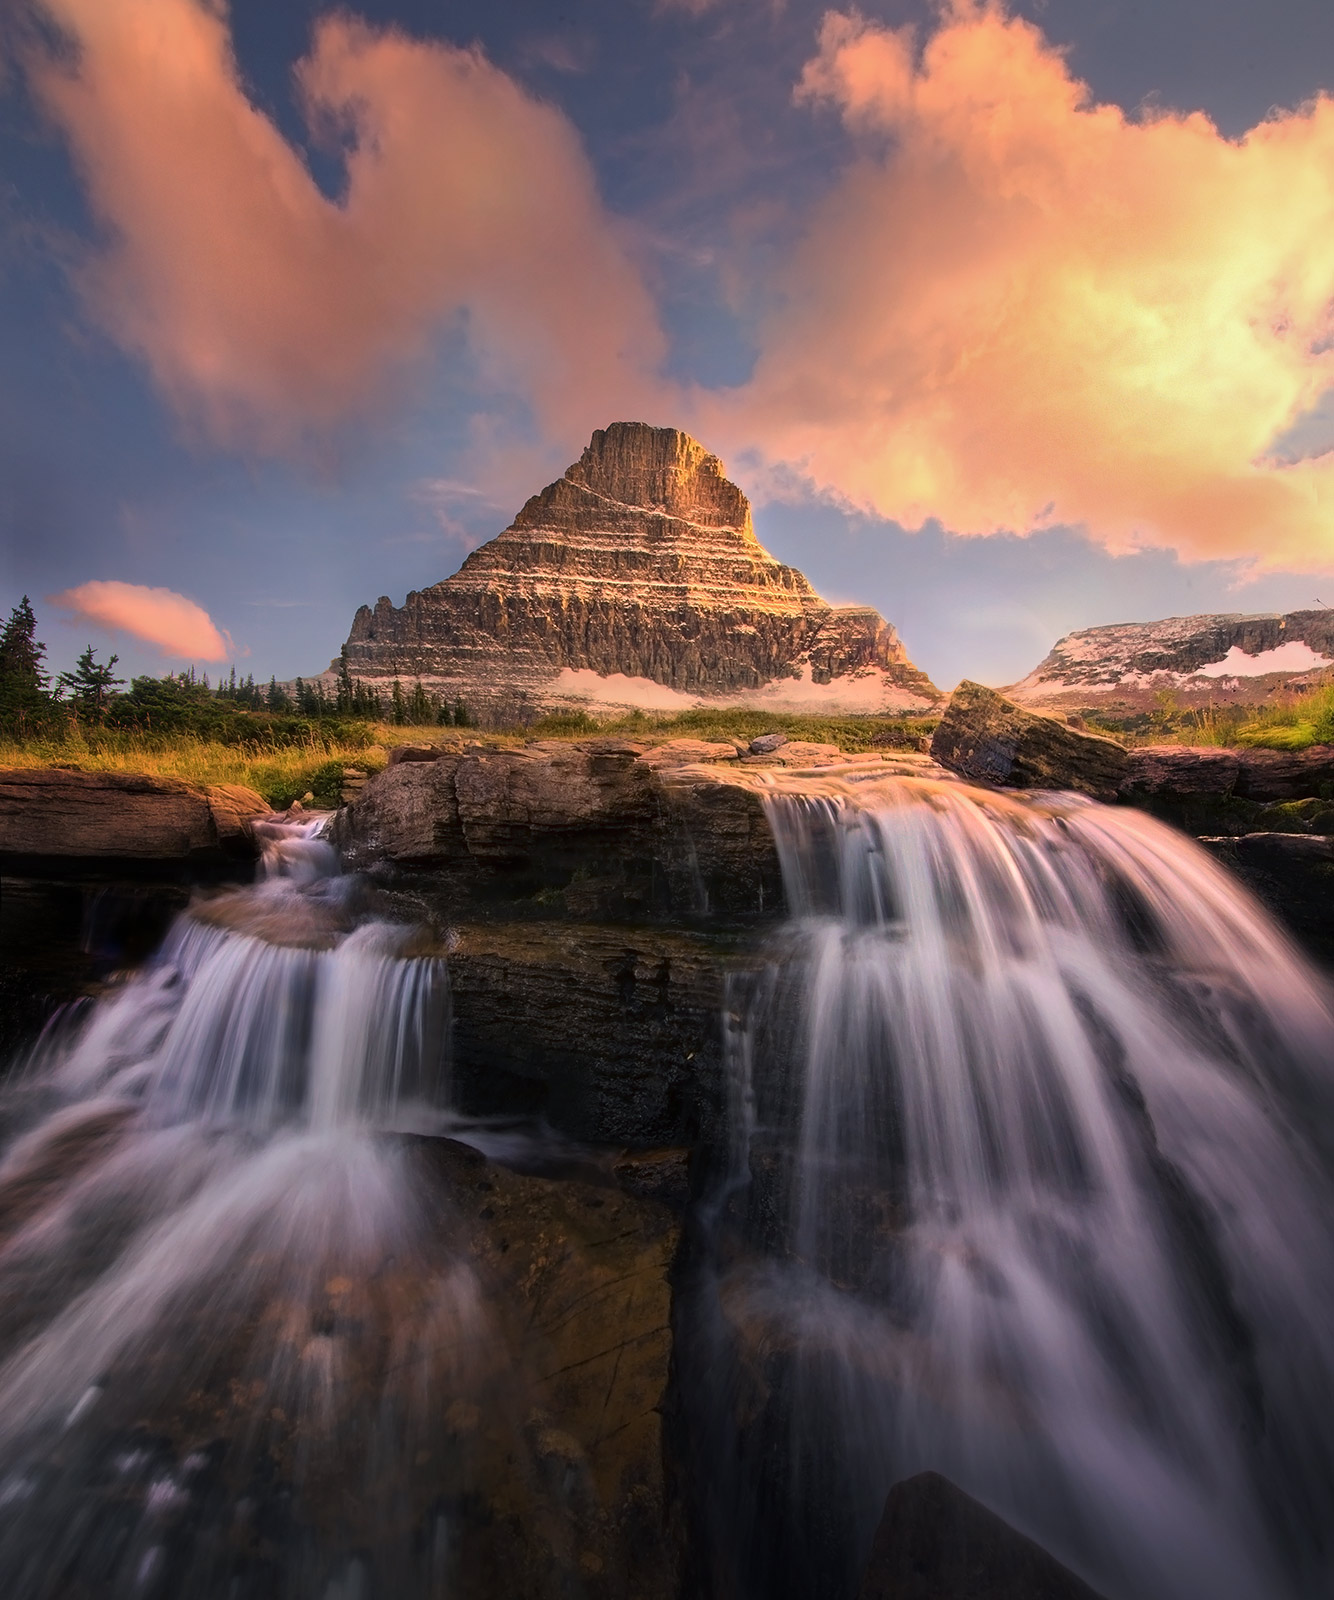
top-left (1091, 684), bottom-right (1334, 752)
top-left (525, 706), bottom-right (940, 751)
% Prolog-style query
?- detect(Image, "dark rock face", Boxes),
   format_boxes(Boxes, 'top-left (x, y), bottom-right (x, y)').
top-left (930, 681), bottom-right (1130, 799)
top-left (856, 1472), bottom-right (1107, 1600)
top-left (1200, 834), bottom-right (1334, 960)
top-left (0, 769), bottom-right (267, 867)
top-left (1008, 610), bottom-right (1334, 714)
top-left (335, 423), bottom-right (940, 719)
top-left (418, 1139), bottom-right (684, 1600)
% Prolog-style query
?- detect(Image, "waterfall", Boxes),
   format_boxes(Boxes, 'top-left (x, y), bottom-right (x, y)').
top-left (0, 817), bottom-right (529, 1599)
top-left (705, 774), bottom-right (1334, 1600)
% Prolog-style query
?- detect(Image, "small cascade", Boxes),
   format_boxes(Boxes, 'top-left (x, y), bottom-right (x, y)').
top-left (699, 775), bottom-right (1334, 1600)
top-left (0, 817), bottom-right (546, 1599)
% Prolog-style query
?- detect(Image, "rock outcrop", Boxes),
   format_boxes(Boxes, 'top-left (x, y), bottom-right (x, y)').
top-left (1008, 611), bottom-right (1334, 715)
top-left (856, 1472), bottom-right (1107, 1600)
top-left (334, 423), bottom-right (940, 721)
top-left (0, 769), bottom-right (268, 865)
top-left (930, 681), bottom-right (1130, 799)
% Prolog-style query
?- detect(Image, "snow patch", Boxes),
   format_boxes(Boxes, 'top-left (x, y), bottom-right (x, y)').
top-left (1196, 641), bottom-right (1333, 678)
top-left (547, 665), bottom-right (934, 715)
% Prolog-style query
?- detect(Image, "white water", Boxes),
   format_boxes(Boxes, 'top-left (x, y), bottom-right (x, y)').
top-left (717, 775), bottom-right (1334, 1600)
top-left (0, 817), bottom-right (510, 1598)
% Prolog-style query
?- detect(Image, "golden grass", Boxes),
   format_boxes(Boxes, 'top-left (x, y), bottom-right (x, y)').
top-left (0, 728), bottom-right (392, 808)
top-left (1113, 684), bottom-right (1334, 751)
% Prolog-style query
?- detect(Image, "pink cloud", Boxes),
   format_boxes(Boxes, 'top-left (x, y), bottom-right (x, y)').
top-left (52, 581), bottom-right (230, 660)
top-left (701, 2), bottom-right (1334, 569)
top-left (24, 0), bottom-right (666, 453)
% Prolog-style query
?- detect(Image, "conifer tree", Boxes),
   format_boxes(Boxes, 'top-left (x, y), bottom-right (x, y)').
top-left (57, 645), bottom-right (124, 721)
top-left (408, 679), bottom-right (433, 725)
top-left (0, 596), bottom-right (49, 709)
top-left (391, 678), bottom-right (406, 725)
top-left (453, 696), bottom-right (470, 727)
top-left (266, 676), bottom-right (291, 712)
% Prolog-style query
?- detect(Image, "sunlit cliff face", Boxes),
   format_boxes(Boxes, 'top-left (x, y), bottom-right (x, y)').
top-left (709, 2), bottom-right (1334, 569)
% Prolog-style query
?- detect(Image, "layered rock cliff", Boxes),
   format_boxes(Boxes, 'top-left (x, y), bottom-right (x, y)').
top-left (1008, 610), bottom-right (1334, 714)
top-left (335, 423), bottom-right (940, 721)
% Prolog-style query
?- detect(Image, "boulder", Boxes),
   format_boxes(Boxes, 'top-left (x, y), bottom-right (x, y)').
top-left (931, 682), bottom-right (1129, 799)
top-left (335, 739), bottom-right (785, 922)
top-left (0, 768), bottom-right (268, 864)
top-left (749, 732), bottom-right (788, 755)
top-left (856, 1472), bottom-right (1106, 1600)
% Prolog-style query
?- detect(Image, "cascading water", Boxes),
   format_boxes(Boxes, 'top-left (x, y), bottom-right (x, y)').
top-left (695, 773), bottom-right (1334, 1600)
top-left (0, 817), bottom-right (554, 1599)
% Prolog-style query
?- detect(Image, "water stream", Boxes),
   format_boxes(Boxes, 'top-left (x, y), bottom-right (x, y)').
top-left (0, 819), bottom-right (553, 1599)
top-left (3, 780), bottom-right (1334, 1597)
top-left (694, 773), bottom-right (1334, 1600)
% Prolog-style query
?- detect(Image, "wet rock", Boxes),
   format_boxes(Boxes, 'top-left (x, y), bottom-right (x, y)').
top-left (421, 1138), bottom-right (684, 1600)
top-left (1201, 833), bottom-right (1334, 959)
top-left (749, 732), bottom-right (788, 755)
top-left (856, 1471), bottom-right (1107, 1600)
top-left (931, 682), bottom-right (1129, 799)
top-left (447, 922), bottom-right (739, 1144)
top-left (0, 769), bottom-right (268, 865)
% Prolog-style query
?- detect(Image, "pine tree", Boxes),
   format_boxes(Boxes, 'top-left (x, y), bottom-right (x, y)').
top-left (453, 696), bottom-right (470, 727)
top-left (408, 679), bottom-right (433, 725)
top-left (266, 676), bottom-right (291, 712)
top-left (57, 645), bottom-right (124, 721)
top-left (391, 678), bottom-right (406, 726)
top-left (336, 652), bottom-right (355, 715)
top-left (0, 596), bottom-right (49, 708)
top-left (437, 696), bottom-right (453, 726)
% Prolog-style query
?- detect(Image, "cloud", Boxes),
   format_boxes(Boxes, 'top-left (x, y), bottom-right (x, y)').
top-left (52, 580), bottom-right (230, 659)
top-left (22, 0), bottom-right (665, 453)
top-left (702, 2), bottom-right (1334, 569)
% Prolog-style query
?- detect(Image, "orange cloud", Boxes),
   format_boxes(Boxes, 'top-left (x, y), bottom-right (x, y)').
top-left (52, 581), bottom-right (230, 660)
top-left (704, 3), bottom-right (1334, 568)
top-left (24, 0), bottom-right (664, 452)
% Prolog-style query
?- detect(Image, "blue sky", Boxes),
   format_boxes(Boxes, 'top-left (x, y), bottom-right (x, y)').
top-left (2, 0), bottom-right (1333, 690)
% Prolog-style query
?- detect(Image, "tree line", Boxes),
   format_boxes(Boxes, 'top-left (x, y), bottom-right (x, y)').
top-left (0, 597), bottom-right (472, 738)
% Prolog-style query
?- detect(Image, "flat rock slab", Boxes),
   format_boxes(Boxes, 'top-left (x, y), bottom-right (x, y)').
top-left (1121, 743), bottom-right (1334, 803)
top-left (931, 682), bottom-right (1129, 799)
top-left (857, 1472), bottom-right (1106, 1600)
top-left (0, 768), bottom-right (268, 863)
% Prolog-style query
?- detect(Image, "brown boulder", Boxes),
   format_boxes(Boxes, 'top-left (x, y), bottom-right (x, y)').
top-left (857, 1472), bottom-right (1106, 1600)
top-left (0, 768), bottom-right (268, 863)
top-left (931, 682), bottom-right (1129, 799)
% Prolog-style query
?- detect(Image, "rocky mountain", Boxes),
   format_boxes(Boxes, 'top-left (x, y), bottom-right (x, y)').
top-left (1008, 610), bottom-right (1334, 714)
top-left (331, 422), bottom-right (940, 721)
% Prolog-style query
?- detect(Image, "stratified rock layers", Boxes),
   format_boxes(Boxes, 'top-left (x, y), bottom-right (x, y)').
top-left (1008, 611), bottom-right (1334, 714)
top-left (337, 423), bottom-right (939, 718)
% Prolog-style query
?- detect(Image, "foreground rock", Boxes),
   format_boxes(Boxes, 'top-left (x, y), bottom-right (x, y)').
top-left (1200, 834), bottom-right (1334, 960)
top-left (1008, 609), bottom-right (1334, 715)
top-left (930, 681), bottom-right (1129, 799)
top-left (857, 1472), bottom-right (1106, 1600)
top-left (330, 422), bottom-right (941, 722)
top-left (420, 1138), bottom-right (683, 1600)
top-left (0, 768), bottom-right (268, 865)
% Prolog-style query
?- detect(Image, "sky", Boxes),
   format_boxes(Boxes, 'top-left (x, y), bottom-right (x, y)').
top-left (2, 0), bottom-right (1334, 692)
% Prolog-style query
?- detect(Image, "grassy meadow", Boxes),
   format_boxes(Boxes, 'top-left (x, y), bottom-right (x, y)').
top-left (3, 687), bottom-right (1330, 812)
